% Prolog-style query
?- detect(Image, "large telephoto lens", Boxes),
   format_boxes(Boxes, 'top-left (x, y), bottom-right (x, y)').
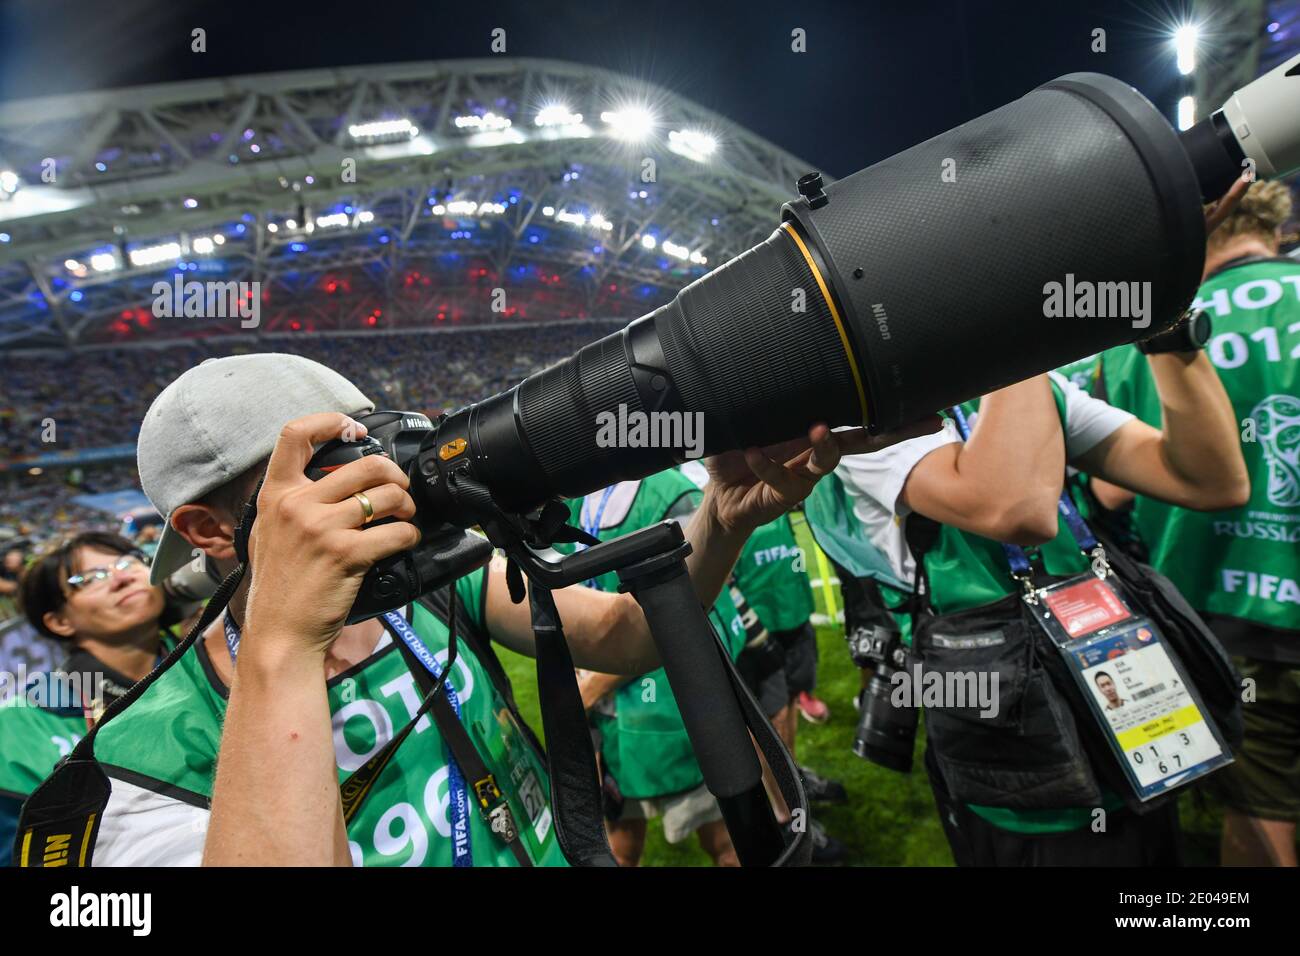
top-left (1181, 52), bottom-right (1300, 201)
top-left (421, 72), bottom-right (1207, 522)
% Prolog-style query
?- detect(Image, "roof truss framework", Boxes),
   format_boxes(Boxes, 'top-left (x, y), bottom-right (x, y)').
top-left (0, 59), bottom-right (823, 350)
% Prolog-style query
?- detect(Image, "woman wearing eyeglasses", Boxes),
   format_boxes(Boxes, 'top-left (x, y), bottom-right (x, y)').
top-left (16, 531), bottom-right (170, 703)
top-left (0, 531), bottom-right (174, 864)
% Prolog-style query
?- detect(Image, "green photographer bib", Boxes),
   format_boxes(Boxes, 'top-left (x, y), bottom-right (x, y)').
top-left (0, 702), bottom-right (87, 797)
top-left (734, 515), bottom-right (815, 633)
top-left (562, 470), bottom-right (746, 799)
top-left (1097, 258), bottom-right (1300, 637)
top-left (92, 567), bottom-right (567, 867)
top-left (1, 630), bottom-right (180, 865)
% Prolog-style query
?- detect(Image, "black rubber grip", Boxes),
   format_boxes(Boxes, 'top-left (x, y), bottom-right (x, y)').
top-left (628, 565), bottom-right (763, 799)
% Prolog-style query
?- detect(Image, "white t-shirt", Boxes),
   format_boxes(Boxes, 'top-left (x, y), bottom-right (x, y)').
top-left (835, 372), bottom-right (1135, 584)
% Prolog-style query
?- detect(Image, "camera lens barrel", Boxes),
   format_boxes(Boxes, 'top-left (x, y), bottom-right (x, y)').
top-left (417, 72), bottom-right (1211, 524)
top-left (1213, 52), bottom-right (1300, 185)
top-left (782, 72), bottom-right (1206, 431)
top-left (1180, 112), bottom-right (1248, 201)
top-left (854, 666), bottom-right (919, 773)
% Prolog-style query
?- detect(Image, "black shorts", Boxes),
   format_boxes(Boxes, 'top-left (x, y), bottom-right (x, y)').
top-left (738, 621), bottom-right (817, 717)
top-left (772, 621), bottom-right (818, 696)
top-left (737, 639), bottom-right (789, 719)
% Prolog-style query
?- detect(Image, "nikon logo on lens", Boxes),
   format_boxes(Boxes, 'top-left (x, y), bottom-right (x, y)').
top-left (871, 302), bottom-right (892, 341)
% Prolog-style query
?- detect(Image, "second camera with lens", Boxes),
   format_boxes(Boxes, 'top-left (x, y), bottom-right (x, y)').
top-left (852, 626), bottom-right (920, 774)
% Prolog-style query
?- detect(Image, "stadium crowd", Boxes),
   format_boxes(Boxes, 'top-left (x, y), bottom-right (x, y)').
top-left (0, 322), bottom-right (621, 552)
top-left (0, 322), bottom-right (620, 459)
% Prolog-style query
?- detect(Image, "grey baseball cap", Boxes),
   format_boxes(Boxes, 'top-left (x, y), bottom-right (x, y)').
top-left (137, 353), bottom-right (374, 585)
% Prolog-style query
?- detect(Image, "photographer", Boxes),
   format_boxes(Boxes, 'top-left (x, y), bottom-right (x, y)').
top-left (0, 532), bottom-right (172, 864)
top-left (0, 545), bottom-right (22, 593)
top-left (74, 354), bottom-right (921, 866)
top-left (731, 514), bottom-right (836, 749)
top-left (1089, 180), bottom-right (1300, 866)
top-left (835, 351), bottom-right (1248, 864)
top-left (817, 180), bottom-right (1256, 867)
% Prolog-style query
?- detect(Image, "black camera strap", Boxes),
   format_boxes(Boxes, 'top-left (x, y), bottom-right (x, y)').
top-left (438, 473), bottom-right (619, 866)
top-left (523, 564), bottom-right (811, 867)
top-left (337, 590), bottom-right (459, 824)
top-left (60, 639), bottom-right (176, 717)
top-left (904, 511), bottom-right (939, 619)
top-left (387, 599), bottom-right (534, 868)
top-left (506, 540), bottom-right (811, 867)
top-left (525, 578), bottom-right (620, 867)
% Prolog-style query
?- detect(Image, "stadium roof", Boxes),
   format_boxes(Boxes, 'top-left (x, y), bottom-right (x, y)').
top-left (0, 58), bottom-right (824, 350)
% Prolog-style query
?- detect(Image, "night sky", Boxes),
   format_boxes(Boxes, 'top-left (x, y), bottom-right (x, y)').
top-left (0, 0), bottom-right (1204, 178)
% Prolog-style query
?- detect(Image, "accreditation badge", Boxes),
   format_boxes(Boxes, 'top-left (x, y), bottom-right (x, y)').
top-left (470, 707), bottom-right (554, 859)
top-left (1025, 572), bottom-right (1232, 801)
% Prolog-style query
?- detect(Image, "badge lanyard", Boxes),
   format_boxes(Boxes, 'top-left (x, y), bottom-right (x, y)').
top-left (382, 610), bottom-right (474, 867)
top-left (222, 609), bottom-right (474, 867)
top-left (222, 611), bottom-right (242, 663)
top-left (579, 485), bottom-right (617, 588)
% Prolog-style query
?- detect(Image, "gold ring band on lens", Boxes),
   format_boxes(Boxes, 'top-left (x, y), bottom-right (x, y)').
top-left (779, 221), bottom-right (870, 426)
top-left (352, 491), bottom-right (375, 524)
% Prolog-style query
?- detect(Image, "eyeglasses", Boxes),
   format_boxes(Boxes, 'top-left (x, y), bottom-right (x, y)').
top-left (66, 553), bottom-right (149, 593)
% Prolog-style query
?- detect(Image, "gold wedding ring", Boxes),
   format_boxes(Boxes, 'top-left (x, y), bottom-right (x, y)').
top-left (352, 491), bottom-right (375, 525)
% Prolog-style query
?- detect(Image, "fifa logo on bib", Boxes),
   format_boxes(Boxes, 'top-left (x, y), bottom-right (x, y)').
top-left (1250, 394), bottom-right (1300, 507)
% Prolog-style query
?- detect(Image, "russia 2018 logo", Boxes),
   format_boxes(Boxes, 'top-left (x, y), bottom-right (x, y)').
top-left (1252, 394), bottom-right (1300, 508)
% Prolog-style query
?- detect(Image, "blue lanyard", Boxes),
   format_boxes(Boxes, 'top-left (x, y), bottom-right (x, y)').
top-left (222, 611), bottom-right (242, 663)
top-left (579, 485), bottom-right (617, 588)
top-left (381, 610), bottom-right (473, 868)
top-left (221, 608), bottom-right (474, 867)
top-left (581, 485), bottom-right (617, 542)
top-left (947, 405), bottom-right (1099, 579)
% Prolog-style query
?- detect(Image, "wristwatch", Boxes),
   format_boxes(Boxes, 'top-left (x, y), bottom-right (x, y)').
top-left (1137, 309), bottom-right (1212, 354)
